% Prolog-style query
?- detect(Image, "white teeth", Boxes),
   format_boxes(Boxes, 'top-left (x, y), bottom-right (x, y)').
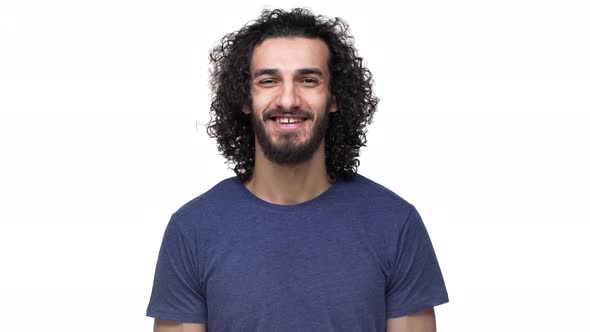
top-left (274, 117), bottom-right (304, 124)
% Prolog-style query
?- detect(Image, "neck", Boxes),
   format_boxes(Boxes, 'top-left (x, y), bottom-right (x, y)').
top-left (244, 140), bottom-right (333, 205)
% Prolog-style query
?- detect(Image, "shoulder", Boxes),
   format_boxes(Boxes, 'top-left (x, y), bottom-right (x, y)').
top-left (341, 173), bottom-right (415, 215)
top-left (169, 176), bottom-right (241, 230)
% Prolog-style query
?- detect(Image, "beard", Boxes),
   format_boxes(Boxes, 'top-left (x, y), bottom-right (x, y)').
top-left (250, 103), bottom-right (331, 165)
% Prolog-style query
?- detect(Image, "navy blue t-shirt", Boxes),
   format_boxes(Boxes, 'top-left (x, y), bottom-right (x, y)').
top-left (146, 174), bottom-right (449, 331)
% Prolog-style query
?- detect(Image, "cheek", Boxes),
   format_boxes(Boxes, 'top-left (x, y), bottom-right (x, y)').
top-left (309, 90), bottom-right (331, 105)
top-left (250, 92), bottom-right (273, 113)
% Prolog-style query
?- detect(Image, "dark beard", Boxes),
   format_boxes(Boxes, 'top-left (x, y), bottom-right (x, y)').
top-left (250, 105), bottom-right (331, 165)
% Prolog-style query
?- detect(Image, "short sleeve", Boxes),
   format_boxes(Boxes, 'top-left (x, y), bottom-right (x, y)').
top-left (385, 207), bottom-right (449, 318)
top-left (146, 214), bottom-right (207, 323)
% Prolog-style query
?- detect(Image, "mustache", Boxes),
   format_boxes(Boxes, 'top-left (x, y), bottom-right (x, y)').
top-left (263, 109), bottom-right (313, 120)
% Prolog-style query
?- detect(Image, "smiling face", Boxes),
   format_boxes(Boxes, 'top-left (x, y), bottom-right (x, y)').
top-left (243, 37), bottom-right (337, 165)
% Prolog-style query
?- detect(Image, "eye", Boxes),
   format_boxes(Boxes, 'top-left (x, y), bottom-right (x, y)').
top-left (258, 79), bottom-right (277, 86)
top-left (301, 78), bottom-right (319, 85)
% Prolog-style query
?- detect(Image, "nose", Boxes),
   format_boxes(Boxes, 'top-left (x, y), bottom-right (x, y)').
top-left (276, 81), bottom-right (301, 110)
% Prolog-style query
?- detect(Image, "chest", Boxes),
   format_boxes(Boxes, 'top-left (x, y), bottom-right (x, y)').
top-left (199, 213), bottom-right (387, 329)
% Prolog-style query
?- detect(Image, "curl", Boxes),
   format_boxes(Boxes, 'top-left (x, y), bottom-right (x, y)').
top-left (206, 8), bottom-right (379, 182)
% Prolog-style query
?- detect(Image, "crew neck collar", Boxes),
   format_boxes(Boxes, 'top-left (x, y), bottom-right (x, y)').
top-left (232, 176), bottom-right (340, 212)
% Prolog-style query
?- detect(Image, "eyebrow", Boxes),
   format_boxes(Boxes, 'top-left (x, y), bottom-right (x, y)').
top-left (253, 67), bottom-right (324, 79)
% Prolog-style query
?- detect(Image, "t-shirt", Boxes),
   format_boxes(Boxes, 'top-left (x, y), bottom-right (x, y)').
top-left (146, 173), bottom-right (449, 331)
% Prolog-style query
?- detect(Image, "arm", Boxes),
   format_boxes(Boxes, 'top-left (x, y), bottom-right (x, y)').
top-left (154, 319), bottom-right (206, 332)
top-left (385, 207), bottom-right (448, 331)
top-left (386, 307), bottom-right (436, 332)
top-left (147, 219), bottom-right (208, 331)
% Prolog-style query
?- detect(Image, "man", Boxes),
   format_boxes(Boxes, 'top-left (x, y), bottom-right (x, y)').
top-left (146, 8), bottom-right (449, 332)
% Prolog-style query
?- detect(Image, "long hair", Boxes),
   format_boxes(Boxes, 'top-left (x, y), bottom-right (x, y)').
top-left (206, 8), bottom-right (379, 183)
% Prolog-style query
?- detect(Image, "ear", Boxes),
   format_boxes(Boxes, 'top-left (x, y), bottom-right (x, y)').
top-left (241, 103), bottom-right (251, 115)
top-left (329, 96), bottom-right (337, 113)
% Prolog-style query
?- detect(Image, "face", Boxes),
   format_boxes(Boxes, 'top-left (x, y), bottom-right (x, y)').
top-left (243, 37), bottom-right (337, 165)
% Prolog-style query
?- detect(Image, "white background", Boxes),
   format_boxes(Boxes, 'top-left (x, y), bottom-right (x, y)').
top-left (1, 0), bottom-right (588, 331)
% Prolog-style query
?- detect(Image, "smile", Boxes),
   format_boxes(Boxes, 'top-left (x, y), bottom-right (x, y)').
top-left (269, 117), bottom-right (308, 131)
top-left (273, 117), bottom-right (305, 124)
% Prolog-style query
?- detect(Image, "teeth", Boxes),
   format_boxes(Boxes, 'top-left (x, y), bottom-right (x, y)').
top-left (274, 117), bottom-right (304, 124)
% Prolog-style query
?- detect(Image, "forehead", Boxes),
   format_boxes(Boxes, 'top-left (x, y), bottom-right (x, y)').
top-left (249, 37), bottom-right (330, 75)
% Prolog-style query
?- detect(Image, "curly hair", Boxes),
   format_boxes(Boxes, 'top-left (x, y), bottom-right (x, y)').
top-left (206, 7), bottom-right (379, 183)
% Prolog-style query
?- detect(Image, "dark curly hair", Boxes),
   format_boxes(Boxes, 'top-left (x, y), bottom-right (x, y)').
top-left (206, 7), bottom-right (379, 183)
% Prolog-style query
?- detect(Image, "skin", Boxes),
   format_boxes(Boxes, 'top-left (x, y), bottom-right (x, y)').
top-left (242, 37), bottom-right (337, 204)
top-left (387, 307), bottom-right (437, 332)
top-left (153, 36), bottom-right (437, 332)
top-left (153, 319), bottom-right (205, 332)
